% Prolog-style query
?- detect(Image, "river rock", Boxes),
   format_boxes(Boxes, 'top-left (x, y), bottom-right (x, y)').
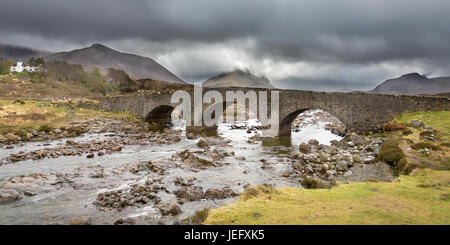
top-left (308, 139), bottom-right (319, 146)
top-left (326, 170), bottom-right (337, 177)
top-left (69, 217), bottom-right (92, 225)
top-left (89, 170), bottom-right (104, 178)
top-left (410, 120), bottom-right (424, 128)
top-left (5, 133), bottom-right (19, 142)
top-left (196, 138), bottom-right (210, 148)
top-left (330, 140), bottom-right (342, 147)
top-left (188, 153), bottom-right (214, 166)
top-left (174, 176), bottom-right (191, 186)
top-left (236, 156), bottom-right (246, 161)
top-left (418, 148), bottom-right (431, 155)
top-left (169, 202), bottom-right (182, 215)
top-left (343, 133), bottom-right (366, 146)
top-left (343, 170), bottom-right (353, 177)
top-left (25, 133), bottom-right (33, 140)
top-left (204, 187), bottom-right (237, 199)
top-left (304, 153), bottom-right (319, 163)
top-left (319, 153), bottom-right (331, 162)
top-left (112, 146), bottom-right (122, 152)
top-left (0, 135), bottom-right (6, 143)
top-left (363, 156), bottom-right (376, 164)
top-left (299, 142), bottom-right (310, 154)
top-left (337, 153), bottom-right (353, 166)
top-left (0, 191), bottom-right (21, 205)
top-left (114, 217), bottom-right (138, 225)
top-left (336, 160), bottom-right (348, 171)
top-left (174, 186), bottom-right (204, 201)
top-left (31, 129), bottom-right (38, 136)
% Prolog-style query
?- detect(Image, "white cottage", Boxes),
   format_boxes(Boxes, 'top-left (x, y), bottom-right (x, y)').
top-left (10, 62), bottom-right (39, 73)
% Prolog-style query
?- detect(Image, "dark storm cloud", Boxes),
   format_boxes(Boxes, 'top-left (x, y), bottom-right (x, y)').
top-left (1, 0), bottom-right (449, 88)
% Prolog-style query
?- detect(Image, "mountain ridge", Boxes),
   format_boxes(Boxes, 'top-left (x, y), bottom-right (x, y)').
top-left (45, 43), bottom-right (185, 83)
top-left (370, 73), bottom-right (450, 95)
top-left (203, 69), bottom-right (275, 88)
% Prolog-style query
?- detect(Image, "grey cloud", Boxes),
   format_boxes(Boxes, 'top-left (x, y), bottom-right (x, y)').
top-left (0, 0), bottom-right (449, 89)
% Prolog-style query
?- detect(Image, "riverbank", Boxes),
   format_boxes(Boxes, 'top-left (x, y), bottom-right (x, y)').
top-left (0, 100), bottom-right (447, 224)
top-left (205, 168), bottom-right (449, 225)
top-left (205, 111), bottom-right (450, 225)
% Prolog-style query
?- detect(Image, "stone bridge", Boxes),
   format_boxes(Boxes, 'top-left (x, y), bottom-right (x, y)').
top-left (98, 87), bottom-right (450, 136)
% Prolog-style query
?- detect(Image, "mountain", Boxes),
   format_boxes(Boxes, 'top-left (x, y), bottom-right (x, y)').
top-left (45, 43), bottom-right (185, 83)
top-left (370, 73), bottom-right (450, 95)
top-left (0, 44), bottom-right (49, 61)
top-left (203, 69), bottom-right (275, 88)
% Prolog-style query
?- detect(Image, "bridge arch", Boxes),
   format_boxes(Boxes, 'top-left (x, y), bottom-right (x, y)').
top-left (278, 108), bottom-right (347, 136)
top-left (145, 105), bottom-right (175, 123)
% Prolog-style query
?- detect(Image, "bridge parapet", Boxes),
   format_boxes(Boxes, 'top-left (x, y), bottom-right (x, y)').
top-left (99, 88), bottom-right (450, 136)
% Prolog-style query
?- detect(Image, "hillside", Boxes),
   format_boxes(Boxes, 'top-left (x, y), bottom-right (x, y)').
top-left (45, 44), bottom-right (185, 83)
top-left (370, 73), bottom-right (450, 95)
top-left (0, 76), bottom-right (100, 99)
top-left (203, 69), bottom-right (275, 88)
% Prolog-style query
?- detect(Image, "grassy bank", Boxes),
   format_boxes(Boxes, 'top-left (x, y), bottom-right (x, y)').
top-left (0, 99), bottom-right (137, 133)
top-left (205, 110), bottom-right (450, 225)
top-left (205, 169), bottom-right (450, 225)
top-left (395, 111), bottom-right (450, 140)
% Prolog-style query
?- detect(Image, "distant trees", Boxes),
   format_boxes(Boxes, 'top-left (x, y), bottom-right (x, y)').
top-left (44, 61), bottom-right (113, 95)
top-left (45, 61), bottom-right (85, 82)
top-left (107, 68), bottom-right (134, 92)
top-left (27, 57), bottom-right (45, 67)
top-left (83, 68), bottom-right (110, 95)
top-left (0, 57), bottom-right (13, 75)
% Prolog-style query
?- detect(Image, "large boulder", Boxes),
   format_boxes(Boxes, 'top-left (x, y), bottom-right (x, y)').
top-left (174, 186), bottom-right (204, 201)
top-left (5, 133), bottom-right (19, 142)
top-left (336, 153), bottom-right (353, 166)
top-left (330, 140), bottom-right (343, 147)
top-left (169, 202), bottom-right (182, 215)
top-left (188, 153), bottom-right (214, 166)
top-left (196, 138), bottom-right (210, 148)
top-left (342, 133), bottom-right (366, 146)
top-left (299, 142), bottom-right (310, 154)
top-left (300, 176), bottom-right (334, 189)
top-left (336, 160), bottom-right (348, 171)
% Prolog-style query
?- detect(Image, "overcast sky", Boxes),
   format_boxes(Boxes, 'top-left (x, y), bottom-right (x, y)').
top-left (1, 0), bottom-right (449, 90)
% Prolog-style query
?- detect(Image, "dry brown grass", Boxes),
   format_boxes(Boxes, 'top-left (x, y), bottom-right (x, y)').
top-left (383, 121), bottom-right (406, 132)
top-left (0, 77), bottom-right (99, 100)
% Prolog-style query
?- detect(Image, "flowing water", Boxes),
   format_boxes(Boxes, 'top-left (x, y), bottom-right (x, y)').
top-left (0, 110), bottom-right (341, 224)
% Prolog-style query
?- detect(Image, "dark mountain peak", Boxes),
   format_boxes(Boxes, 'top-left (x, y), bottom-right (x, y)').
top-left (203, 69), bottom-right (275, 88)
top-left (399, 73), bottom-right (427, 79)
top-left (232, 68), bottom-right (251, 74)
top-left (89, 43), bottom-right (112, 51)
top-left (45, 44), bottom-right (185, 83)
top-left (370, 72), bottom-right (450, 95)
